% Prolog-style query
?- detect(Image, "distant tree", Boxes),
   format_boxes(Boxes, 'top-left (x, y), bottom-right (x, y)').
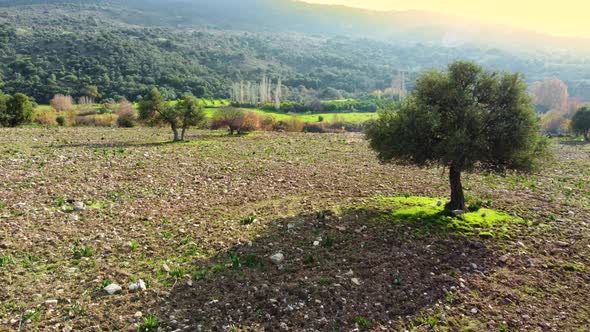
top-left (139, 88), bottom-right (205, 141)
top-left (370, 90), bottom-right (383, 99)
top-left (531, 78), bottom-right (569, 113)
top-left (83, 85), bottom-right (101, 102)
top-left (571, 107), bottom-right (590, 141)
top-left (175, 95), bottom-right (206, 140)
top-left (0, 93), bottom-right (33, 127)
top-left (540, 110), bottom-right (570, 135)
top-left (366, 61), bottom-right (547, 211)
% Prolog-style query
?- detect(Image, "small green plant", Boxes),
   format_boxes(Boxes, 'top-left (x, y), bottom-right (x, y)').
top-left (355, 316), bottom-right (370, 331)
top-left (318, 115), bottom-right (324, 122)
top-left (192, 268), bottom-right (209, 281)
top-left (56, 115), bottom-right (66, 126)
top-left (240, 214), bottom-right (257, 225)
top-left (418, 315), bottom-right (440, 329)
top-left (129, 240), bottom-right (140, 251)
top-left (304, 255), bottom-right (315, 265)
top-left (0, 201), bottom-right (5, 211)
top-left (100, 279), bottom-right (113, 288)
top-left (169, 267), bottom-right (185, 279)
top-left (229, 252), bottom-right (241, 269)
top-left (322, 235), bottom-right (335, 248)
top-left (22, 310), bottom-right (41, 322)
top-left (54, 197), bottom-right (66, 208)
top-left (392, 275), bottom-right (403, 287)
top-left (498, 321), bottom-right (509, 332)
top-left (72, 245), bottom-right (93, 259)
top-left (244, 254), bottom-right (258, 267)
top-left (138, 314), bottom-right (159, 332)
top-left (319, 276), bottom-right (330, 285)
top-left (0, 254), bottom-right (15, 267)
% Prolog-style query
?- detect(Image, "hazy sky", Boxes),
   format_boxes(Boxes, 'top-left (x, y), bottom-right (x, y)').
top-left (302, 0), bottom-right (590, 38)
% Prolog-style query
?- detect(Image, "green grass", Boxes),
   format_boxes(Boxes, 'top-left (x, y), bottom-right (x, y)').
top-left (204, 107), bottom-right (376, 123)
top-left (375, 196), bottom-right (523, 239)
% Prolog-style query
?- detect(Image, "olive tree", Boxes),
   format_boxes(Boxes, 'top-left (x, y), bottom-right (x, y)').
top-left (571, 107), bottom-right (590, 141)
top-left (366, 61), bottom-right (547, 211)
top-left (139, 88), bottom-right (205, 141)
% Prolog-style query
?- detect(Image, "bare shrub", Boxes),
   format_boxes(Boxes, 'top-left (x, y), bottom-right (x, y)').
top-left (116, 101), bottom-right (138, 128)
top-left (50, 94), bottom-right (74, 113)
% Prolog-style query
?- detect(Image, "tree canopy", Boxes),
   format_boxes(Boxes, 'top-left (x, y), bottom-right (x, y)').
top-left (0, 92), bottom-right (33, 127)
top-left (366, 61), bottom-right (547, 210)
top-left (138, 88), bottom-right (205, 141)
top-left (571, 107), bottom-right (590, 141)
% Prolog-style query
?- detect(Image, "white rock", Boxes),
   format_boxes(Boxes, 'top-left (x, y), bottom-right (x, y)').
top-left (162, 263), bottom-right (171, 272)
top-left (270, 253), bottom-right (284, 265)
top-left (471, 308), bottom-right (478, 314)
top-left (128, 279), bottom-right (146, 292)
top-left (313, 241), bottom-right (320, 246)
top-left (351, 278), bottom-right (361, 285)
top-left (104, 283), bottom-right (122, 295)
top-left (45, 299), bottom-right (58, 307)
top-left (134, 311), bottom-right (143, 318)
top-left (73, 202), bottom-right (86, 211)
top-left (69, 214), bottom-right (79, 222)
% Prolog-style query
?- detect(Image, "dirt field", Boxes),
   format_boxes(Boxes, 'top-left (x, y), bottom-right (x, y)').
top-left (0, 128), bottom-right (588, 331)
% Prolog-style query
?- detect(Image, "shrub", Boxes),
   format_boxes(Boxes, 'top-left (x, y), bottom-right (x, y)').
top-left (116, 101), bottom-right (138, 128)
top-left (32, 108), bottom-right (58, 126)
top-left (93, 114), bottom-right (117, 127)
top-left (56, 115), bottom-right (65, 126)
top-left (303, 122), bottom-right (327, 133)
top-left (211, 107), bottom-right (259, 134)
top-left (285, 117), bottom-right (304, 132)
top-left (259, 115), bottom-right (277, 131)
top-left (50, 94), bottom-right (74, 113)
top-left (0, 93), bottom-right (33, 127)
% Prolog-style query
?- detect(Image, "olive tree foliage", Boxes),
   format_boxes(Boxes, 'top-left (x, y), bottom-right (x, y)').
top-left (571, 107), bottom-right (590, 141)
top-left (366, 61), bottom-right (547, 211)
top-left (0, 93), bottom-right (33, 127)
top-left (139, 88), bottom-right (205, 141)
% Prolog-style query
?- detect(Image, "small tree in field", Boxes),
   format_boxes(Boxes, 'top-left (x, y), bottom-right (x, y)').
top-left (138, 88), bottom-right (205, 141)
top-left (571, 107), bottom-right (590, 141)
top-left (366, 61), bottom-right (547, 211)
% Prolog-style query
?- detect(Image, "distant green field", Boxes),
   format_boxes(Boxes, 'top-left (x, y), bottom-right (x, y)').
top-left (205, 108), bottom-right (376, 123)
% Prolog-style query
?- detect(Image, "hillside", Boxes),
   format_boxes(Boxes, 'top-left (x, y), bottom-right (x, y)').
top-left (0, 0), bottom-right (589, 103)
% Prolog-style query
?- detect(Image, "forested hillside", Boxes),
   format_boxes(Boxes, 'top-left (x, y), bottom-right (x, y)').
top-left (0, 0), bottom-right (589, 103)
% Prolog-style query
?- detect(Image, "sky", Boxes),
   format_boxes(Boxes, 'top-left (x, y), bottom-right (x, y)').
top-left (302, 0), bottom-right (590, 38)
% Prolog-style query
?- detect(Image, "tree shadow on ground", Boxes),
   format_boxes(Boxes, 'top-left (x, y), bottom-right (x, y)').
top-left (558, 140), bottom-right (589, 146)
top-left (159, 205), bottom-right (502, 331)
top-left (32, 132), bottom-right (230, 149)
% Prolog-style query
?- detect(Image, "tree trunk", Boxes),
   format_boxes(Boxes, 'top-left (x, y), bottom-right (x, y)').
top-left (171, 124), bottom-right (180, 142)
top-left (445, 165), bottom-right (466, 211)
top-left (584, 131), bottom-right (589, 142)
top-left (181, 127), bottom-right (187, 141)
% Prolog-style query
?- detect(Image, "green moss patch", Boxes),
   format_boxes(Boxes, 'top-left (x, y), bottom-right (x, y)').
top-left (375, 196), bottom-right (523, 239)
